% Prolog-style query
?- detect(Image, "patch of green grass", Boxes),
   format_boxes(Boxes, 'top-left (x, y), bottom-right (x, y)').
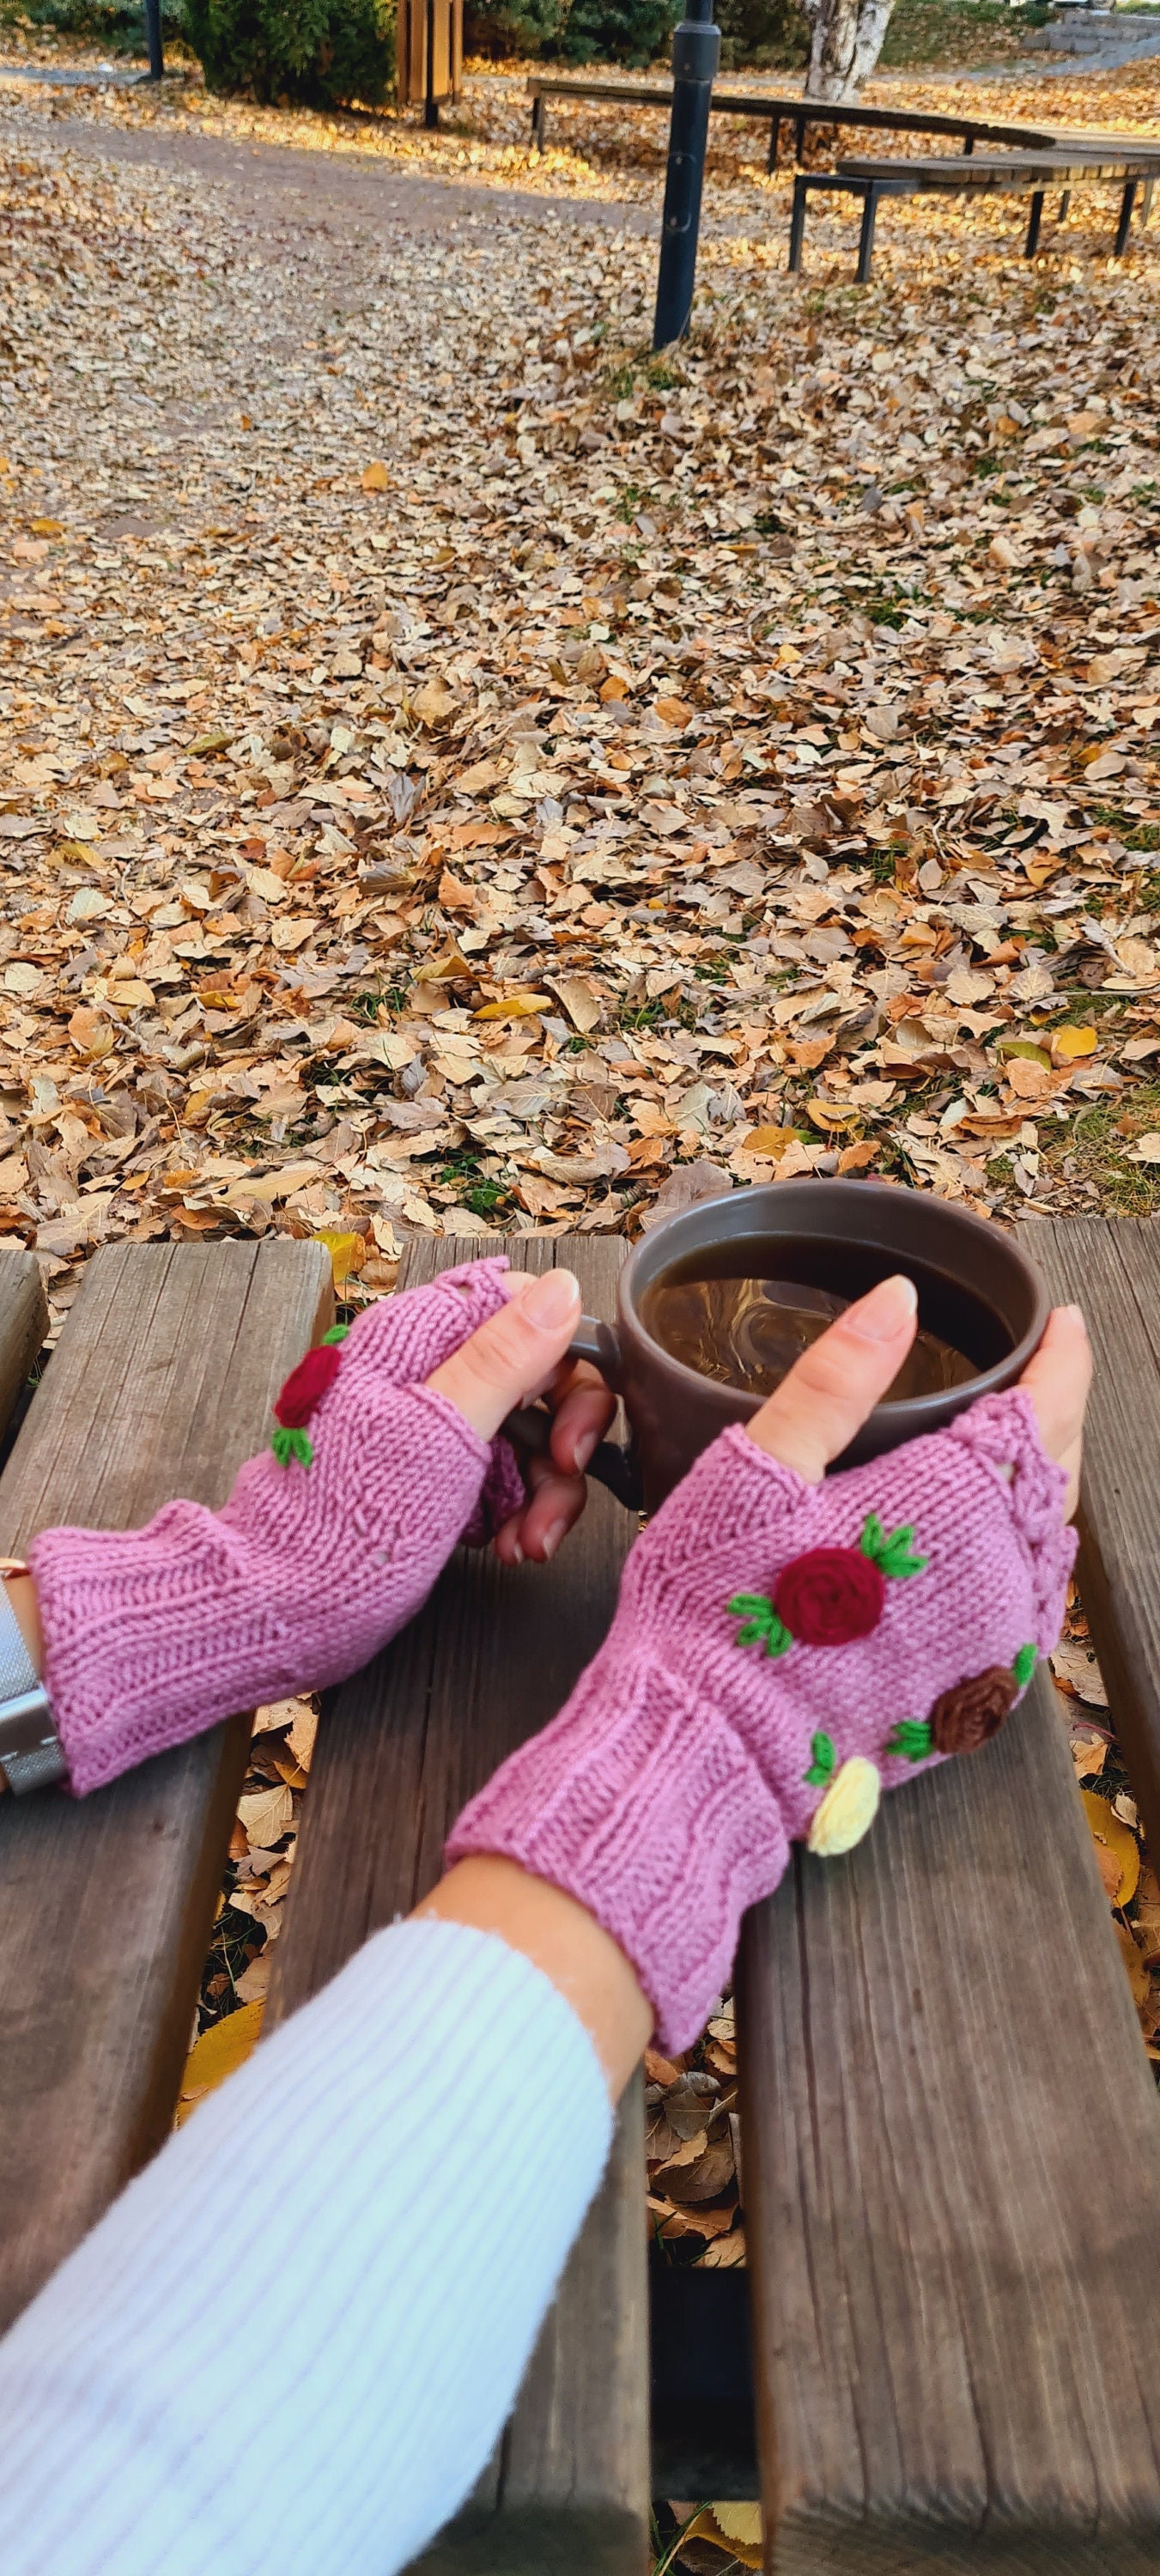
top-left (1054, 1084), bottom-right (1160, 1216)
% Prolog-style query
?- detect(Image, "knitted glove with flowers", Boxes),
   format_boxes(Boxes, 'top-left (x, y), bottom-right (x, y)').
top-left (447, 1388), bottom-right (1075, 2051)
top-left (32, 1260), bottom-right (526, 1797)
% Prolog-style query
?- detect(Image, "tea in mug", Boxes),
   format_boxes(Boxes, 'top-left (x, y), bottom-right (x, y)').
top-left (638, 1269), bottom-right (978, 1405)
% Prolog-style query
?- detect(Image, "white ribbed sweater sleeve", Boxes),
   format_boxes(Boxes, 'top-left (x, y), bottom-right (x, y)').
top-left (0, 1918), bottom-right (613, 2576)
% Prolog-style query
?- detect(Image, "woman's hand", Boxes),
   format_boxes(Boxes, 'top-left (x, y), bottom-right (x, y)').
top-left (744, 1276), bottom-right (1090, 1518)
top-left (426, 1269), bottom-right (616, 1567)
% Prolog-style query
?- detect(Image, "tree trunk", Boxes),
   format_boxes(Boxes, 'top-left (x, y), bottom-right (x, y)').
top-left (803, 0), bottom-right (896, 100)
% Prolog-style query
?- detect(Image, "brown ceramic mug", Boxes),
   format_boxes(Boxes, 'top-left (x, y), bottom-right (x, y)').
top-left (514, 1181), bottom-right (1050, 1514)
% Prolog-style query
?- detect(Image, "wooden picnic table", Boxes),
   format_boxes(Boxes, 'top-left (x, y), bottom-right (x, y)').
top-left (790, 143), bottom-right (1160, 279)
top-left (6, 1218), bottom-right (1160, 2570)
top-left (526, 74), bottom-right (1063, 173)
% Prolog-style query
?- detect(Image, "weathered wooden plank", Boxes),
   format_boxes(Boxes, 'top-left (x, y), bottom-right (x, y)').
top-left (1034, 1215), bottom-right (1160, 1874)
top-left (0, 1236), bottom-right (331, 2331)
top-left (269, 1235), bottom-right (648, 2574)
top-left (0, 1249), bottom-right (46, 1454)
top-left (743, 1624), bottom-right (1160, 2557)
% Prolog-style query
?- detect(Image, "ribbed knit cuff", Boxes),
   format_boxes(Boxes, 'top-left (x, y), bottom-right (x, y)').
top-left (447, 1648), bottom-right (790, 2051)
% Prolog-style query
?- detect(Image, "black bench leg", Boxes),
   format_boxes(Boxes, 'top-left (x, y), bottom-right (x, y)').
top-left (1115, 178), bottom-right (1138, 256)
top-left (856, 183), bottom-right (879, 283)
top-left (531, 94), bottom-right (544, 152)
top-left (1024, 189), bottom-right (1044, 257)
top-left (1144, 177), bottom-right (1155, 225)
top-left (788, 173), bottom-right (808, 272)
top-left (1059, 188), bottom-right (1070, 222)
top-left (963, 132), bottom-right (975, 155)
top-left (768, 115), bottom-right (780, 173)
top-left (795, 112), bottom-right (805, 163)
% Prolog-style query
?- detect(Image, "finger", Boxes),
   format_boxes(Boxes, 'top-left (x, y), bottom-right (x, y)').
top-left (744, 1273), bottom-right (919, 1485)
top-left (548, 1364), bottom-right (617, 1477)
top-left (426, 1268), bottom-right (581, 1441)
top-left (493, 1457), bottom-right (589, 1566)
top-left (1018, 1303), bottom-right (1090, 1518)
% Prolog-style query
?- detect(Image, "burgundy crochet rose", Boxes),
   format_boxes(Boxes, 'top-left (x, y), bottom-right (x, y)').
top-left (930, 1665), bottom-right (1017, 1756)
top-left (275, 1342), bottom-right (343, 1431)
top-left (772, 1546), bottom-right (885, 1649)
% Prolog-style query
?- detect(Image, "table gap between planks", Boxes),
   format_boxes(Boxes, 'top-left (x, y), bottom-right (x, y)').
top-left (2, 1222), bottom-right (1160, 2573)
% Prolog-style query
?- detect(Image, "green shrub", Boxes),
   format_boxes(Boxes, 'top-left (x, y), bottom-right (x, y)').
top-left (464, 0), bottom-right (565, 54)
top-left (466, 0), bottom-right (672, 57)
top-left (716, 0), bottom-right (807, 70)
top-left (553, 0), bottom-right (677, 63)
top-left (184, 0), bottom-right (396, 104)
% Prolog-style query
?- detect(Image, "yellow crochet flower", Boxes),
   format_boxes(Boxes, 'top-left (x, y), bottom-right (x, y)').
top-left (807, 1753), bottom-right (881, 1857)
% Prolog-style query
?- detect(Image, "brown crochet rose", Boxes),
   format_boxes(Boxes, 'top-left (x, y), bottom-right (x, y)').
top-left (930, 1665), bottom-right (1017, 1756)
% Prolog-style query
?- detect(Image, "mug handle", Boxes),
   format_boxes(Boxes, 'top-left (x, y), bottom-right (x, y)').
top-left (500, 1316), bottom-right (642, 1511)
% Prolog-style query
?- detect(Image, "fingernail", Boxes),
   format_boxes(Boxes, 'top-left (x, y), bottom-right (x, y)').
top-left (1061, 1303), bottom-right (1087, 1332)
top-left (522, 1268), bottom-right (580, 1331)
top-left (847, 1274), bottom-right (918, 1342)
top-left (510, 1538), bottom-right (525, 1565)
top-left (574, 1428), bottom-right (598, 1472)
top-left (541, 1519), bottom-right (568, 1562)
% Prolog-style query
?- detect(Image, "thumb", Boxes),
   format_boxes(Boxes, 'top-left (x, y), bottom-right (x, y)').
top-left (425, 1268), bottom-right (582, 1441)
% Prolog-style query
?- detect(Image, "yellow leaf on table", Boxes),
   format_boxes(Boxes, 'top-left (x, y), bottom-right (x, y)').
top-left (474, 991), bottom-right (552, 1020)
top-left (313, 1228), bottom-right (366, 1287)
top-left (1082, 1789), bottom-right (1139, 1908)
top-left (176, 2000), bottom-right (264, 2123)
top-left (360, 459), bottom-right (390, 491)
top-left (1051, 1025), bottom-right (1097, 1063)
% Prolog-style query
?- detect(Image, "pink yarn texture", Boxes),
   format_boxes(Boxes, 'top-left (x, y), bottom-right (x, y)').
top-left (447, 1389), bottom-right (1076, 2050)
top-left (33, 1259), bottom-right (525, 1797)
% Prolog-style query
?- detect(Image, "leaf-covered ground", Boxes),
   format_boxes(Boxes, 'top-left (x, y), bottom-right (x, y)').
top-left (3, 51), bottom-right (1160, 2390)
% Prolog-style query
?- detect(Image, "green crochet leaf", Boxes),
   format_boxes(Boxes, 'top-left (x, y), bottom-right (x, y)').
top-left (1013, 1642), bottom-right (1036, 1688)
top-left (887, 1717), bottom-right (933, 1764)
top-left (727, 1593), bottom-right (793, 1657)
top-left (271, 1425), bottom-right (313, 1469)
top-left (860, 1512), bottom-right (929, 1581)
top-left (321, 1323), bottom-right (349, 1346)
top-left (804, 1729), bottom-right (836, 1787)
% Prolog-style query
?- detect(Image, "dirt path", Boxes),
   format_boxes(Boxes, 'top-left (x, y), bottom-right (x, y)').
top-left (0, 103), bottom-right (654, 246)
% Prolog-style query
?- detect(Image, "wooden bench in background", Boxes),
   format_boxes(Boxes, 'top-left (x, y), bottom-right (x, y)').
top-left (5, 1221), bottom-right (1160, 2569)
top-left (525, 75), bottom-right (1060, 173)
top-left (789, 144), bottom-right (1160, 281)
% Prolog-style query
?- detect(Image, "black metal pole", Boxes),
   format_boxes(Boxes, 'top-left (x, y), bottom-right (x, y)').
top-left (652, 0), bottom-right (719, 351)
top-left (424, 0), bottom-right (440, 126)
top-left (142, 0), bottom-right (164, 80)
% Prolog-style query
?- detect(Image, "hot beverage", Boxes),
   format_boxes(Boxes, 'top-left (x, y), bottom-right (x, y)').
top-left (639, 1269), bottom-right (978, 1405)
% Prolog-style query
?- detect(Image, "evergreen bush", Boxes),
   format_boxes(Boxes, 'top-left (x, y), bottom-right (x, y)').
top-left (184, 0), bottom-right (396, 105)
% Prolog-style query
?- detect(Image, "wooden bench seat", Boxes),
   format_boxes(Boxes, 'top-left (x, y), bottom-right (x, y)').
top-left (789, 145), bottom-right (1160, 279)
top-left (6, 1219), bottom-right (1160, 2573)
top-left (525, 76), bottom-right (1060, 174)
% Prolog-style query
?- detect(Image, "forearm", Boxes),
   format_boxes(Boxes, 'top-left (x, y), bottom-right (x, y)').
top-left (0, 1914), bottom-right (615, 2576)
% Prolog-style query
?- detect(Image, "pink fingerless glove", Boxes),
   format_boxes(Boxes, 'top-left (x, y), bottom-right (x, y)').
top-left (33, 1259), bottom-right (526, 1796)
top-left (447, 1389), bottom-right (1076, 2050)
